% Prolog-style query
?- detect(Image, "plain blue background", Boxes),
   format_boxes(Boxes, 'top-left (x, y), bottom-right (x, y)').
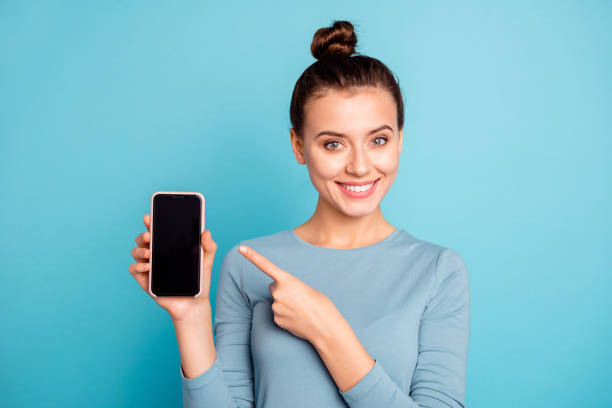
top-left (1, 1), bottom-right (610, 407)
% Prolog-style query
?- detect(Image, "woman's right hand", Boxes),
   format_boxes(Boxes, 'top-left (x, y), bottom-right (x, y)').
top-left (129, 214), bottom-right (217, 323)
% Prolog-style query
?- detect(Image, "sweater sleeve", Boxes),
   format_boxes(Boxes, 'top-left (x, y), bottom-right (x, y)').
top-left (339, 248), bottom-right (471, 408)
top-left (180, 243), bottom-right (255, 408)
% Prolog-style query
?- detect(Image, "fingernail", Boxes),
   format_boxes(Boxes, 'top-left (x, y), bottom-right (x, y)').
top-left (239, 246), bottom-right (247, 254)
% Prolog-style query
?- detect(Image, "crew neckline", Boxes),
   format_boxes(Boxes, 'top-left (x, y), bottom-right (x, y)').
top-left (288, 227), bottom-right (402, 252)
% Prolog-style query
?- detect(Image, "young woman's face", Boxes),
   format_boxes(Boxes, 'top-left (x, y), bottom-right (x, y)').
top-left (290, 87), bottom-right (403, 217)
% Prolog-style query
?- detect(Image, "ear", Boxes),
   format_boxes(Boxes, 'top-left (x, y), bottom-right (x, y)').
top-left (398, 128), bottom-right (403, 156)
top-left (290, 128), bottom-right (306, 165)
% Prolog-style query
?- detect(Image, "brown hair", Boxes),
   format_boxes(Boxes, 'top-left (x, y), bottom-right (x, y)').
top-left (290, 20), bottom-right (405, 138)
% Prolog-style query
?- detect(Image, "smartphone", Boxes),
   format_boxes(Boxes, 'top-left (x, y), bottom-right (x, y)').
top-left (149, 191), bottom-right (205, 297)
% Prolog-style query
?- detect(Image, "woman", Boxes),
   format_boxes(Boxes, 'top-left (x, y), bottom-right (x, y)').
top-left (129, 20), bottom-right (470, 408)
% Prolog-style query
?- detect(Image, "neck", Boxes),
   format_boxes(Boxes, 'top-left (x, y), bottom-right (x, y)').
top-left (294, 195), bottom-right (397, 249)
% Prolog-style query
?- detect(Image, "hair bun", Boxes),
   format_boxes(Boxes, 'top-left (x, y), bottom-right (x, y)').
top-left (311, 20), bottom-right (358, 60)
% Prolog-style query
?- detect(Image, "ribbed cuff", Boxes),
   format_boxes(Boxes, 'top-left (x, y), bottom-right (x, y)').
top-left (180, 356), bottom-right (222, 390)
top-left (411, 387), bottom-right (465, 408)
top-left (339, 359), bottom-right (384, 404)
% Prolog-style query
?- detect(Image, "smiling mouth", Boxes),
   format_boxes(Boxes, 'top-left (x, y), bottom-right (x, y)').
top-left (335, 178), bottom-right (380, 194)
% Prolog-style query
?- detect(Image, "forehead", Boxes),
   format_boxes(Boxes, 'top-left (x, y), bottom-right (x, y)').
top-left (303, 87), bottom-right (397, 135)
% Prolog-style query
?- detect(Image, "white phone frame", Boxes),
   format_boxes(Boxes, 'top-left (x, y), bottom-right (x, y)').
top-left (148, 191), bottom-right (205, 298)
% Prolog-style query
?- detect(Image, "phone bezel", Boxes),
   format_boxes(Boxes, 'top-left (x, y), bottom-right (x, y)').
top-left (148, 191), bottom-right (205, 298)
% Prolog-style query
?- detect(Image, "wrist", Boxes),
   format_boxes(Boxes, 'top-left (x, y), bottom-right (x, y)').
top-left (171, 302), bottom-right (212, 327)
top-left (312, 307), bottom-right (345, 354)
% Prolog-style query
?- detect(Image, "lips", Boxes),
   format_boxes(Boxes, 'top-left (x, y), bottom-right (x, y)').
top-left (335, 178), bottom-right (380, 198)
top-left (336, 178), bottom-right (380, 186)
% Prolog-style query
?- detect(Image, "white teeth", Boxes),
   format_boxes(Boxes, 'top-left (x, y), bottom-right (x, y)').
top-left (340, 182), bottom-right (374, 192)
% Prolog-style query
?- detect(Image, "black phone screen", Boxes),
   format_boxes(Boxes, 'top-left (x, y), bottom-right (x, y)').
top-left (151, 194), bottom-right (202, 296)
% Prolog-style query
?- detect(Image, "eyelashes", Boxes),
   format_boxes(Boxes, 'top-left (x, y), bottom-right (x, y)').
top-left (324, 136), bottom-right (388, 151)
top-left (325, 140), bottom-right (342, 150)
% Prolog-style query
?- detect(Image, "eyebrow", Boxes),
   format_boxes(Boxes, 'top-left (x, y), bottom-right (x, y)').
top-left (314, 124), bottom-right (394, 140)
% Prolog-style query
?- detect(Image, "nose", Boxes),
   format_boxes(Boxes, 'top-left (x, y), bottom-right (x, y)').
top-left (346, 145), bottom-right (369, 176)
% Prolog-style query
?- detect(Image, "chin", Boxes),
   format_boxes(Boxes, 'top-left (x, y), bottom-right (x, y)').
top-left (330, 195), bottom-right (381, 217)
top-left (341, 209), bottom-right (377, 218)
top-left (341, 203), bottom-right (380, 217)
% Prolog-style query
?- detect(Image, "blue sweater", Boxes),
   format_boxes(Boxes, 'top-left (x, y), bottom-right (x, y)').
top-left (180, 228), bottom-right (470, 407)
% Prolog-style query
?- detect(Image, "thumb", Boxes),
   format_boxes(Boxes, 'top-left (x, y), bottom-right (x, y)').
top-left (201, 230), bottom-right (217, 271)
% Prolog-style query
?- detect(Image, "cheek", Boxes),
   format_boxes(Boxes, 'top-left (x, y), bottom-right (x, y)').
top-left (372, 149), bottom-right (400, 174)
top-left (308, 150), bottom-right (346, 178)
top-left (306, 146), bottom-right (400, 181)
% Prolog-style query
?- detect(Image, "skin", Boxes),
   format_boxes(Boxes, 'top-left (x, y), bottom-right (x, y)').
top-left (290, 86), bottom-right (403, 247)
top-left (130, 218), bottom-right (218, 378)
top-left (128, 86), bottom-right (404, 393)
top-left (239, 86), bottom-right (404, 392)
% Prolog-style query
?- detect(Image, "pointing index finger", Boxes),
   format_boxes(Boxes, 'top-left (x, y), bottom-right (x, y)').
top-left (238, 245), bottom-right (290, 282)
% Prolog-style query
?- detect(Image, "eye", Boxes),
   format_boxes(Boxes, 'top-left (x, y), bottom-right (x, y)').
top-left (324, 136), bottom-right (388, 151)
top-left (372, 136), bottom-right (388, 146)
top-left (324, 140), bottom-right (342, 150)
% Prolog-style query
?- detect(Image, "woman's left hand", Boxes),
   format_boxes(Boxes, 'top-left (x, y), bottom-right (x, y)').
top-left (238, 245), bottom-right (340, 345)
